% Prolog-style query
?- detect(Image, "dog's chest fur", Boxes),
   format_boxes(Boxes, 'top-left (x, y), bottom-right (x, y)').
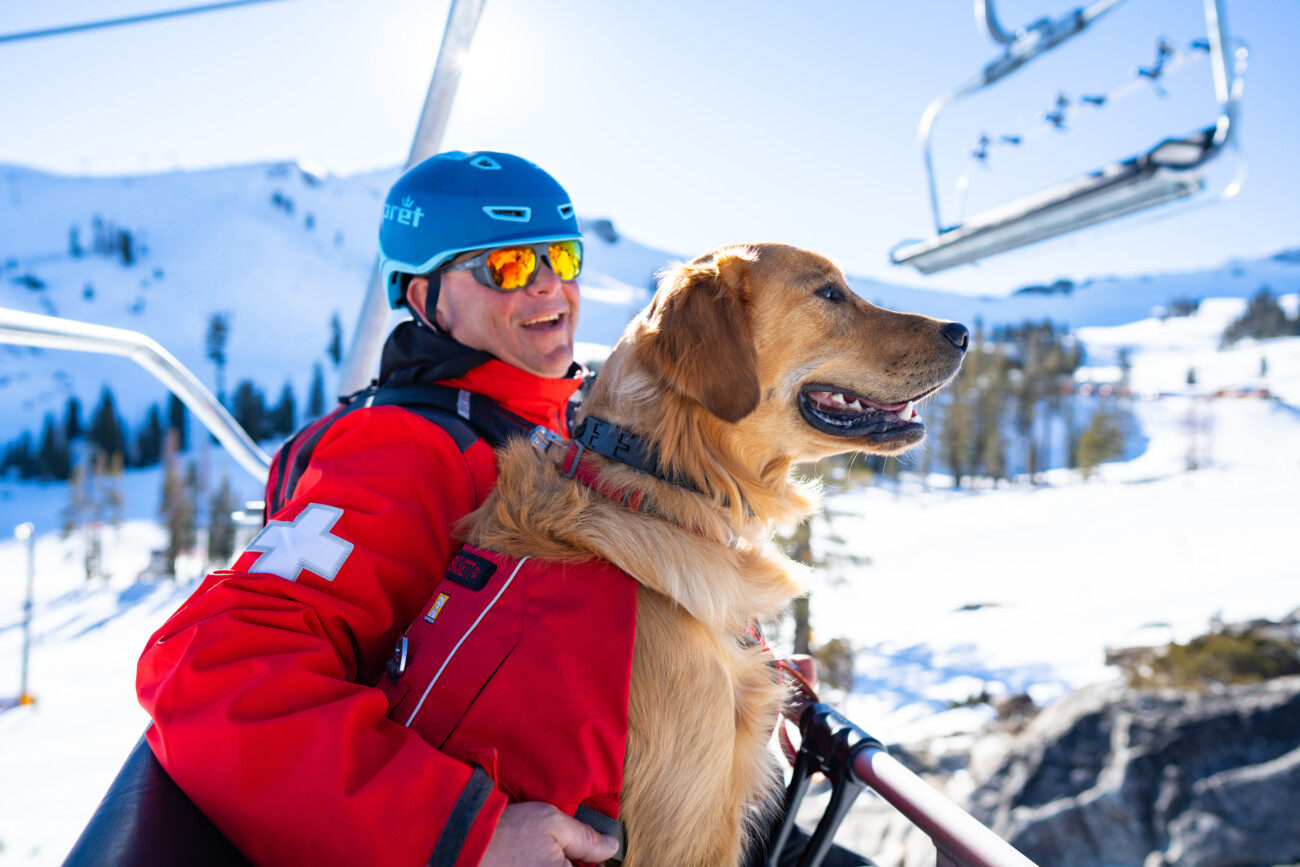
top-left (461, 439), bottom-right (806, 866)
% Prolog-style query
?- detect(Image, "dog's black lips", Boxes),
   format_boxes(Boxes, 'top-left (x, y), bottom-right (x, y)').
top-left (798, 383), bottom-right (925, 443)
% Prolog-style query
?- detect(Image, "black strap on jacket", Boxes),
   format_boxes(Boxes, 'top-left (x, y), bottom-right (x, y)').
top-left (265, 382), bottom-right (540, 521)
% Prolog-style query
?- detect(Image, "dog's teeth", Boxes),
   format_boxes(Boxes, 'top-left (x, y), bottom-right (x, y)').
top-left (848, 400), bottom-right (863, 411)
top-left (897, 401), bottom-right (914, 422)
top-left (832, 393), bottom-right (846, 405)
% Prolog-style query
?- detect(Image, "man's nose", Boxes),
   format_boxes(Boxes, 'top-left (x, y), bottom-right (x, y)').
top-left (527, 261), bottom-right (563, 295)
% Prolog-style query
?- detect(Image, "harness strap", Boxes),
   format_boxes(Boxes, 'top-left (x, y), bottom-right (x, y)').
top-left (266, 383), bottom-right (539, 523)
top-left (574, 803), bottom-right (626, 864)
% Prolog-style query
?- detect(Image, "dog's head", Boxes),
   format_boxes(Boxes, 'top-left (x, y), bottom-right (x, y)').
top-left (581, 244), bottom-right (967, 514)
top-left (592, 244), bottom-right (966, 456)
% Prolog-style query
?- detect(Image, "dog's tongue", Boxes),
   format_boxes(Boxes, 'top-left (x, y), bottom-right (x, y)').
top-left (862, 398), bottom-right (907, 412)
top-left (807, 391), bottom-right (916, 420)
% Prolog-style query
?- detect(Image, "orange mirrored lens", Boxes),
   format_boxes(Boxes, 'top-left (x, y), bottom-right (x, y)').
top-left (548, 240), bottom-right (582, 280)
top-left (486, 246), bottom-right (537, 290)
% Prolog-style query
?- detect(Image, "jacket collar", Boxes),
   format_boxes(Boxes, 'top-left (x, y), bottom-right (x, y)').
top-left (379, 320), bottom-right (585, 435)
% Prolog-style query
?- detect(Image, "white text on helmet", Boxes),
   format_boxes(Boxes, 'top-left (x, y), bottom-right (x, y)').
top-left (384, 196), bottom-right (425, 228)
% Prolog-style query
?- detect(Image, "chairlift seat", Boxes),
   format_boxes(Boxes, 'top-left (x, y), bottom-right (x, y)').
top-left (62, 733), bottom-right (251, 867)
top-left (892, 127), bottom-right (1218, 274)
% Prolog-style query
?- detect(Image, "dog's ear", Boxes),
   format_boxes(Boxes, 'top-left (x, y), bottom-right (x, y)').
top-left (639, 249), bottom-right (760, 423)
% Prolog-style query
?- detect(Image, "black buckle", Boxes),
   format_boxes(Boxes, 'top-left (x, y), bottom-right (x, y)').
top-left (766, 703), bottom-right (884, 867)
top-left (385, 636), bottom-right (409, 684)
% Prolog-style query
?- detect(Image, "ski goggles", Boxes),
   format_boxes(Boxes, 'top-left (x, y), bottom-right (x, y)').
top-left (442, 240), bottom-right (583, 292)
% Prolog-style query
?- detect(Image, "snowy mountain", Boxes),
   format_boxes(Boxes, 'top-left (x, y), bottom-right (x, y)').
top-left (1, 164), bottom-right (1299, 865)
top-left (4, 161), bottom-right (1299, 448)
top-left (0, 161), bottom-right (671, 446)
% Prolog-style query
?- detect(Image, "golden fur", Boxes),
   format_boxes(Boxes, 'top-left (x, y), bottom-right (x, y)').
top-left (461, 243), bottom-right (965, 865)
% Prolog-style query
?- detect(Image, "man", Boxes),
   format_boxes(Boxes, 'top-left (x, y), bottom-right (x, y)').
top-left (138, 151), bottom-right (618, 866)
top-left (138, 151), bottom-right (868, 867)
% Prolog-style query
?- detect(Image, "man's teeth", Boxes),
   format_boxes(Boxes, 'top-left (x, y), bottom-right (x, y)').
top-left (522, 313), bottom-right (560, 327)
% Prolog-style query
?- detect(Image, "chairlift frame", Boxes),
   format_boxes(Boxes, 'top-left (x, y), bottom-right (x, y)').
top-left (891, 0), bottom-right (1246, 275)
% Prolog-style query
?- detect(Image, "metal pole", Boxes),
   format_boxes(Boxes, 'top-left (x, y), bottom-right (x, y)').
top-left (15, 522), bottom-right (36, 706)
top-left (336, 0), bottom-right (488, 398)
top-left (0, 307), bottom-right (270, 482)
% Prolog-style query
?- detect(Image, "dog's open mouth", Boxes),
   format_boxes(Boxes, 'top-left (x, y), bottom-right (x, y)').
top-left (798, 385), bottom-right (926, 442)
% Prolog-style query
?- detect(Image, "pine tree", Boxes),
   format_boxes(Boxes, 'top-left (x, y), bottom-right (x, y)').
top-left (978, 341), bottom-right (1010, 485)
top-left (167, 393), bottom-right (188, 452)
top-left (783, 521), bottom-right (814, 654)
top-left (1221, 287), bottom-right (1293, 347)
top-left (231, 380), bottom-right (267, 441)
top-left (205, 312), bottom-right (232, 406)
top-left (270, 381), bottom-right (297, 437)
top-left (13, 432), bottom-right (35, 479)
top-left (64, 395), bottom-right (83, 443)
top-left (327, 313), bottom-right (344, 369)
top-left (61, 450), bottom-right (123, 580)
top-left (1077, 401), bottom-right (1125, 480)
top-left (207, 475), bottom-right (239, 567)
top-left (307, 362), bottom-right (326, 419)
top-left (89, 387), bottom-right (127, 461)
top-left (160, 431), bottom-right (198, 579)
top-left (36, 413), bottom-right (71, 480)
top-left (135, 404), bottom-right (165, 467)
top-left (939, 368), bottom-right (976, 488)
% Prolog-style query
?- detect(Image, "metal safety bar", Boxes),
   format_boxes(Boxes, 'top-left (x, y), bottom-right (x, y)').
top-left (0, 307), bottom-right (270, 482)
top-left (769, 699), bottom-right (1038, 867)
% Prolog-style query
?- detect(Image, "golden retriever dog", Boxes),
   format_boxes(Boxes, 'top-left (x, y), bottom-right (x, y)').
top-left (461, 243), bottom-right (968, 865)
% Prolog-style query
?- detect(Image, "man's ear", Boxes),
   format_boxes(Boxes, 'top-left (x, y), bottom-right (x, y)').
top-left (405, 276), bottom-right (431, 324)
top-left (638, 248), bottom-right (760, 423)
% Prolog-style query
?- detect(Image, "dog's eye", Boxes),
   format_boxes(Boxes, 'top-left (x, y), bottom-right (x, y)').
top-left (815, 285), bottom-right (845, 303)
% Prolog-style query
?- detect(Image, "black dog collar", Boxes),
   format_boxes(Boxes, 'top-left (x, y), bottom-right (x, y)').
top-left (570, 416), bottom-right (701, 495)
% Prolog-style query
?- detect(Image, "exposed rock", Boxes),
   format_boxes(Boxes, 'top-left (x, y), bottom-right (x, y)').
top-left (966, 675), bottom-right (1300, 867)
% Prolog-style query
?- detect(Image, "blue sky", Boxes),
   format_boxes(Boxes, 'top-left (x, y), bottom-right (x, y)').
top-left (1, 0), bottom-right (1296, 296)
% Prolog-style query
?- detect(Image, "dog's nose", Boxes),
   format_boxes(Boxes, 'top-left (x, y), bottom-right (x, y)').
top-left (941, 322), bottom-right (970, 352)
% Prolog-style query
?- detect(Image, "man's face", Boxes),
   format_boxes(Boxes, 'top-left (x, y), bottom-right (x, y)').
top-left (408, 254), bottom-right (580, 379)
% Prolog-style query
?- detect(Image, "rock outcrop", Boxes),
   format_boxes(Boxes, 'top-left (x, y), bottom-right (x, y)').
top-left (966, 675), bottom-right (1300, 867)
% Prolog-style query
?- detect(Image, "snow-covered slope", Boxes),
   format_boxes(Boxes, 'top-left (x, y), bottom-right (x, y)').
top-left (2, 299), bottom-right (1297, 865)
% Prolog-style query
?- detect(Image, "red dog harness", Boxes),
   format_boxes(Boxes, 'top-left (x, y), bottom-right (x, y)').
top-left (377, 545), bottom-right (638, 864)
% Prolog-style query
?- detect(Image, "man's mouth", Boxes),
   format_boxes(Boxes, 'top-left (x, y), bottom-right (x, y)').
top-left (521, 312), bottom-right (564, 330)
top-left (798, 384), bottom-right (927, 441)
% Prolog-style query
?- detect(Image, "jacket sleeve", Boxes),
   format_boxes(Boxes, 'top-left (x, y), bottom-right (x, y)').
top-left (137, 407), bottom-right (507, 867)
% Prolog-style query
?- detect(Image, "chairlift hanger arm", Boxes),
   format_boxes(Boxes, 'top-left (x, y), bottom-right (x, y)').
top-left (920, 0), bottom-right (1128, 234)
top-left (336, 0), bottom-right (487, 398)
top-left (0, 307), bottom-right (270, 482)
top-left (904, 0), bottom-right (1243, 273)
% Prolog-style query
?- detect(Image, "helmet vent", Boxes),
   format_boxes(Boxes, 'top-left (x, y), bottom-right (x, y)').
top-left (483, 205), bottom-right (532, 222)
top-left (557, 204), bottom-right (574, 219)
top-left (470, 155), bottom-right (502, 170)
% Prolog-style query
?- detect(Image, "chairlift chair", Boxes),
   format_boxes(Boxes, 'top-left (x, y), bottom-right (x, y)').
top-left (891, 0), bottom-right (1246, 275)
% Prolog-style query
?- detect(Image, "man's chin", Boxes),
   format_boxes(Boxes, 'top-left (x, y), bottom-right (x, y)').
top-left (514, 344), bottom-right (575, 379)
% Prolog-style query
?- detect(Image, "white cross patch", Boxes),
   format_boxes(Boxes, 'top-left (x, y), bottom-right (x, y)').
top-left (246, 503), bottom-right (354, 582)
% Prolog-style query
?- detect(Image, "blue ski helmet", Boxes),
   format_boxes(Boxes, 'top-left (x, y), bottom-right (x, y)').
top-left (378, 151), bottom-right (582, 308)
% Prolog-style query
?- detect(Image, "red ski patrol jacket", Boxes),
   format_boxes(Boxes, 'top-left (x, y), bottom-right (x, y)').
top-left (379, 546), bottom-right (637, 862)
top-left (137, 324), bottom-right (611, 867)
